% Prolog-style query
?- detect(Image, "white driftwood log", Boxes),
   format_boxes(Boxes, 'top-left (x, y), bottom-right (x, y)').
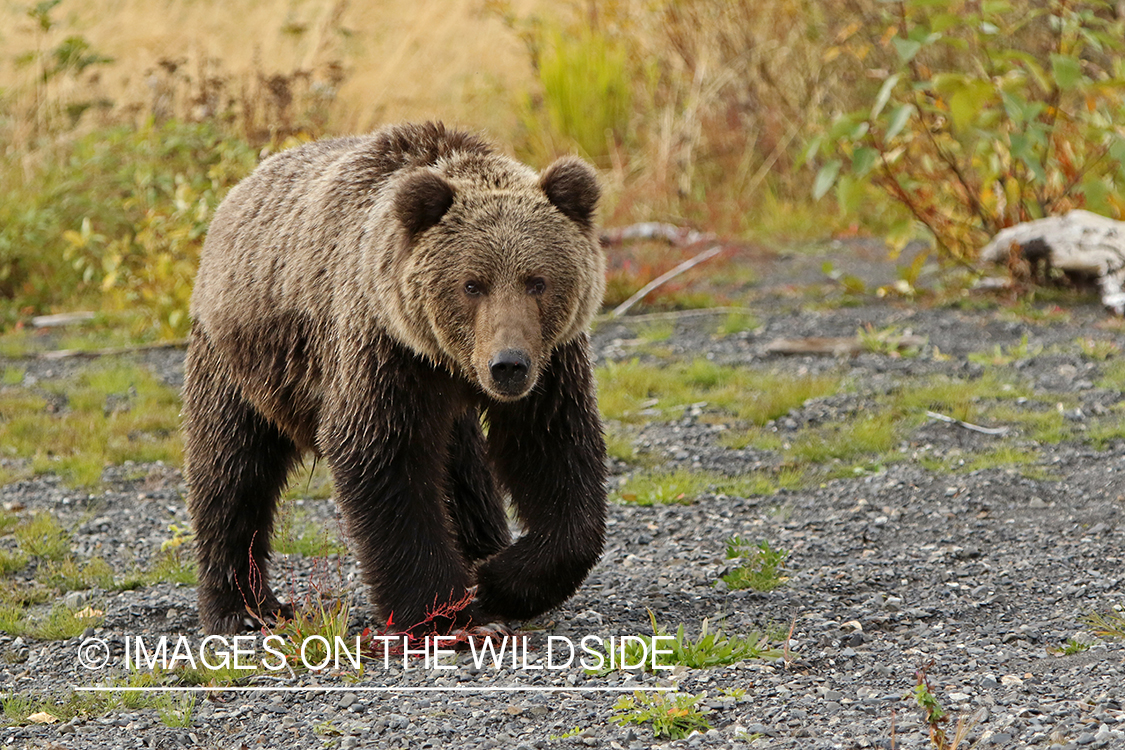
top-left (980, 209), bottom-right (1125, 314)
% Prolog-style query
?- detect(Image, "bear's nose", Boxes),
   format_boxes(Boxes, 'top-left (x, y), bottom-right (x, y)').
top-left (489, 349), bottom-right (531, 393)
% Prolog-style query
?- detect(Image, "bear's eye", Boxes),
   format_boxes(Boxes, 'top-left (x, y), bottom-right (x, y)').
top-left (464, 280), bottom-right (487, 297)
top-left (526, 277), bottom-right (547, 296)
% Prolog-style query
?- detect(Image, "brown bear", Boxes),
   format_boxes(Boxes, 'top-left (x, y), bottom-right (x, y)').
top-left (183, 122), bottom-right (607, 636)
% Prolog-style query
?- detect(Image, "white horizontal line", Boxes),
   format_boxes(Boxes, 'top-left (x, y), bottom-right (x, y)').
top-left (73, 685), bottom-right (675, 693)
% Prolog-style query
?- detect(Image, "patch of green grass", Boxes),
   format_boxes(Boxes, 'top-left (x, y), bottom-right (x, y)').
top-left (0, 601), bottom-right (103, 640)
top-left (36, 556), bottom-right (115, 592)
top-left (157, 693), bottom-right (197, 728)
top-left (597, 358), bottom-right (840, 425)
top-left (0, 551), bottom-right (28, 577)
top-left (636, 320), bottom-right (675, 344)
top-left (51, 325), bottom-right (154, 353)
top-left (1, 368), bottom-right (23, 387)
top-left (1001, 300), bottom-right (1072, 325)
top-left (0, 511), bottom-right (20, 536)
top-left (1085, 610), bottom-right (1125, 640)
top-left (0, 331), bottom-right (35, 359)
top-left (36, 602), bottom-right (103, 640)
top-left (274, 596), bottom-right (354, 668)
top-left (175, 655), bottom-right (257, 687)
top-left (282, 460), bottom-right (335, 501)
top-left (0, 692), bottom-right (38, 725)
top-left (889, 372), bottom-right (1030, 425)
top-left (718, 427), bottom-right (784, 452)
top-left (604, 426), bottom-right (643, 465)
top-left (921, 445), bottom-right (1043, 476)
top-left (145, 548), bottom-right (198, 586)
top-left (968, 334), bottom-right (1042, 366)
top-left (13, 513), bottom-right (71, 561)
top-left (612, 691), bottom-right (711, 740)
top-left (614, 469), bottom-right (787, 505)
top-left (662, 622), bottom-right (783, 668)
top-left (961, 445), bottom-right (1039, 473)
top-left (918, 455), bottom-right (950, 473)
top-left (591, 612), bottom-right (783, 675)
top-left (178, 595), bottom-right (354, 686)
top-left (1087, 414), bottom-right (1125, 450)
top-left (272, 505), bottom-right (346, 558)
top-left (857, 324), bottom-right (924, 357)
top-left (1078, 337), bottom-right (1120, 361)
top-left (986, 403), bottom-right (1071, 444)
top-left (721, 537), bottom-right (789, 592)
top-left (0, 672), bottom-right (196, 727)
top-left (0, 361), bottom-right (182, 486)
top-left (1059, 637), bottom-right (1091, 655)
top-left (715, 311), bottom-right (758, 337)
top-left (0, 580), bottom-right (51, 607)
top-left (1098, 359), bottom-right (1125, 392)
top-left (615, 469), bottom-right (709, 505)
top-left (786, 411), bottom-right (900, 464)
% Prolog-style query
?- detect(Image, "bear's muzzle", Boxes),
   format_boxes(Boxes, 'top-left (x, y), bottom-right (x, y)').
top-left (488, 348), bottom-right (532, 396)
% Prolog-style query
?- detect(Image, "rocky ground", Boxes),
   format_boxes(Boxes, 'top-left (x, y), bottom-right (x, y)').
top-left (1, 250), bottom-right (1124, 750)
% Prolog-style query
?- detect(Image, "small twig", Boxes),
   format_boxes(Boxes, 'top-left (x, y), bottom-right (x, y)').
top-left (782, 615), bottom-right (796, 671)
top-left (30, 340), bottom-right (189, 361)
top-left (925, 410), bottom-right (1009, 436)
top-left (611, 245), bottom-right (726, 318)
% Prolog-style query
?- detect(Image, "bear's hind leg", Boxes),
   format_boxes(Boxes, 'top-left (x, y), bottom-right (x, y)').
top-left (184, 329), bottom-right (300, 634)
top-left (446, 412), bottom-right (511, 564)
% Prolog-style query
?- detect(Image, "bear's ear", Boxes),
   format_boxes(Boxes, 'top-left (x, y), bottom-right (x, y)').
top-left (540, 157), bottom-right (600, 228)
top-left (394, 169), bottom-right (456, 239)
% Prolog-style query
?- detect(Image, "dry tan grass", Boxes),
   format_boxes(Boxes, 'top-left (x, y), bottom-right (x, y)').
top-left (0, 0), bottom-right (545, 138)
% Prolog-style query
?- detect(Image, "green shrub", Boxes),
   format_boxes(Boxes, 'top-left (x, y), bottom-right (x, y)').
top-left (810, 0), bottom-right (1125, 261)
top-left (535, 27), bottom-right (633, 163)
top-left (0, 119), bottom-right (257, 335)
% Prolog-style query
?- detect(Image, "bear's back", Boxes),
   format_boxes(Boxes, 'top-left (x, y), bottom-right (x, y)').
top-left (191, 123), bottom-right (493, 332)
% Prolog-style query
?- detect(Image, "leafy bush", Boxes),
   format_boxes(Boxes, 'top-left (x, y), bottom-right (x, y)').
top-left (0, 119), bottom-right (257, 334)
top-left (810, 0), bottom-right (1125, 261)
top-left (612, 691), bottom-right (711, 740)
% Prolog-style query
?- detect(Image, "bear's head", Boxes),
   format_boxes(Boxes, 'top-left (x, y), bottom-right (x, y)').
top-left (382, 153), bottom-right (605, 402)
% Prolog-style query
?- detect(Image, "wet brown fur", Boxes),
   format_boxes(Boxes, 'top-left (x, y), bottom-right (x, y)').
top-left (184, 122), bottom-right (607, 634)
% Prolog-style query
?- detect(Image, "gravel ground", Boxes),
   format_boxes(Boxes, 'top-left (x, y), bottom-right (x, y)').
top-left (1, 269), bottom-right (1124, 749)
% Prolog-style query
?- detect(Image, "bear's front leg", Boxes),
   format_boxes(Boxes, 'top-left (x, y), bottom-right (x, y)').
top-left (476, 336), bottom-right (607, 621)
top-left (446, 412), bottom-right (511, 563)
top-left (318, 338), bottom-right (486, 635)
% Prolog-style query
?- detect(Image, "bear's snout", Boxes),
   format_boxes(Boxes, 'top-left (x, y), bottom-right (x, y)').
top-left (488, 349), bottom-right (532, 395)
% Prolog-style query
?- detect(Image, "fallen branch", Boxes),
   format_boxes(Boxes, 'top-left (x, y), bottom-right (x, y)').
top-left (595, 306), bottom-right (757, 325)
top-left (610, 245), bottom-right (726, 318)
top-left (600, 222), bottom-right (715, 247)
top-left (925, 410), bottom-right (1009, 436)
top-left (765, 335), bottom-right (927, 356)
top-left (32, 340), bottom-right (188, 361)
top-left (30, 312), bottom-right (96, 328)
